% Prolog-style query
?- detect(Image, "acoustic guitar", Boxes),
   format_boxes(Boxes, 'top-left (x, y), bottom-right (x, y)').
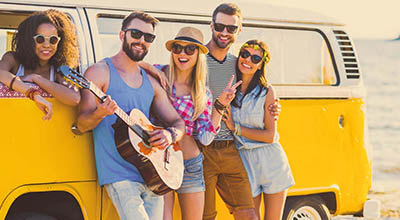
top-left (59, 65), bottom-right (184, 195)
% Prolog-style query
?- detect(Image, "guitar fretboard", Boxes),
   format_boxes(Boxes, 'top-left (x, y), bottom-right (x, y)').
top-left (89, 83), bottom-right (135, 126)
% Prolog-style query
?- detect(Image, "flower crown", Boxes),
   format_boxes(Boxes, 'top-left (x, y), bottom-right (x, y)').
top-left (241, 43), bottom-right (270, 63)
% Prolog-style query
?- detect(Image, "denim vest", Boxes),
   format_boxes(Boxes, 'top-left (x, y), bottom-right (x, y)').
top-left (93, 58), bottom-right (154, 186)
top-left (231, 86), bottom-right (279, 150)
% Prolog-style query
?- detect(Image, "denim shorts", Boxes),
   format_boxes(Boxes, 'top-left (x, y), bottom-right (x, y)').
top-left (176, 152), bottom-right (205, 194)
top-left (104, 180), bottom-right (163, 220)
top-left (239, 143), bottom-right (295, 197)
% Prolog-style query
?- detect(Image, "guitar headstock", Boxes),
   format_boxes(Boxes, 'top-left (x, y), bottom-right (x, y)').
top-left (58, 65), bottom-right (90, 89)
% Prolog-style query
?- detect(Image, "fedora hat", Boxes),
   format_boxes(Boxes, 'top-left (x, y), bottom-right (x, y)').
top-left (166, 26), bottom-right (209, 54)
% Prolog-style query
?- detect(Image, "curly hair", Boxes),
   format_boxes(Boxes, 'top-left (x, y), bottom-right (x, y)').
top-left (12, 9), bottom-right (79, 70)
top-left (233, 39), bottom-right (271, 108)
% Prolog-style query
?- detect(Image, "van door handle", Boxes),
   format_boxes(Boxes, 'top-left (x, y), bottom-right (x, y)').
top-left (339, 115), bottom-right (344, 128)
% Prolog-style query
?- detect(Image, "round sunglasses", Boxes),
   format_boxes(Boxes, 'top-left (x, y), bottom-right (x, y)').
top-left (124, 28), bottom-right (155, 43)
top-left (239, 50), bottom-right (263, 64)
top-left (171, 44), bottom-right (198, 56)
top-left (33, 34), bottom-right (61, 45)
top-left (213, 22), bottom-right (238, 34)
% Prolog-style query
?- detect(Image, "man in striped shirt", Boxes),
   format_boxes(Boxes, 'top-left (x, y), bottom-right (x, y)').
top-left (202, 3), bottom-right (280, 220)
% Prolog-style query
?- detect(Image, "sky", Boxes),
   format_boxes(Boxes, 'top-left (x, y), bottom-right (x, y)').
top-left (231, 0), bottom-right (400, 39)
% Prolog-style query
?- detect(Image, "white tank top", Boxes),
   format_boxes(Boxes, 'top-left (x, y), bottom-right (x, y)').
top-left (16, 64), bottom-right (55, 82)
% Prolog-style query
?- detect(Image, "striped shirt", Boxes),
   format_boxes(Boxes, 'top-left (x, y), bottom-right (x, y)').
top-left (206, 53), bottom-right (237, 141)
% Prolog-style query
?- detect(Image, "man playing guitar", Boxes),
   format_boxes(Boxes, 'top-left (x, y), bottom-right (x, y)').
top-left (76, 11), bottom-right (185, 220)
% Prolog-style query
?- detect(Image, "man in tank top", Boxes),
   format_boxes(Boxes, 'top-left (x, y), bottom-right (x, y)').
top-left (76, 11), bottom-right (185, 220)
top-left (202, 3), bottom-right (280, 220)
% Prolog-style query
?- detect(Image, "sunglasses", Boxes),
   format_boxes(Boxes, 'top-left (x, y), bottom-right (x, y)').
top-left (171, 44), bottom-right (198, 56)
top-left (33, 34), bottom-right (61, 45)
top-left (124, 28), bottom-right (155, 43)
top-left (213, 22), bottom-right (238, 34)
top-left (240, 50), bottom-right (263, 64)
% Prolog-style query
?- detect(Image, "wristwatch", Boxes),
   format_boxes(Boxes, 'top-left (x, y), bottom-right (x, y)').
top-left (166, 127), bottom-right (177, 144)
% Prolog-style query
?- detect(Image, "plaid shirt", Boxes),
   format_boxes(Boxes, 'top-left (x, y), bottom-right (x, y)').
top-left (171, 86), bottom-right (217, 142)
top-left (153, 64), bottom-right (218, 145)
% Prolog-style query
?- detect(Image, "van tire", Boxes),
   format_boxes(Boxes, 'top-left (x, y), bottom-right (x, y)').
top-left (7, 212), bottom-right (57, 220)
top-left (283, 196), bottom-right (331, 220)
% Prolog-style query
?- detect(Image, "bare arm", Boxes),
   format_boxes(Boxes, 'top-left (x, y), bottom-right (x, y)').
top-left (225, 86), bottom-right (277, 143)
top-left (0, 52), bottom-right (52, 120)
top-left (139, 61), bottom-right (170, 91)
top-left (147, 75), bottom-right (185, 148)
top-left (76, 62), bottom-right (117, 132)
top-left (22, 73), bottom-right (80, 106)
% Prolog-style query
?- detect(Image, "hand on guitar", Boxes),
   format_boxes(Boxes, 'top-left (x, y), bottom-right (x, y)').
top-left (95, 95), bottom-right (118, 118)
top-left (148, 129), bottom-right (174, 149)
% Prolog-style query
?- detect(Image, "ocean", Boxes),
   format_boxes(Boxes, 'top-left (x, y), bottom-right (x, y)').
top-left (354, 39), bottom-right (400, 218)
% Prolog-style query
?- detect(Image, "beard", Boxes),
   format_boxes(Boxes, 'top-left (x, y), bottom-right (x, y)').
top-left (122, 36), bottom-right (148, 62)
top-left (212, 32), bottom-right (233, 49)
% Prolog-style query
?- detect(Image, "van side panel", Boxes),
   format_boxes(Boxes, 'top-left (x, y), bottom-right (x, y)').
top-left (280, 98), bottom-right (371, 214)
top-left (0, 95), bottom-right (98, 218)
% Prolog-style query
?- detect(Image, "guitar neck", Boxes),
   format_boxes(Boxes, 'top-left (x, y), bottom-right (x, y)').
top-left (88, 82), bottom-right (151, 144)
top-left (89, 83), bottom-right (132, 126)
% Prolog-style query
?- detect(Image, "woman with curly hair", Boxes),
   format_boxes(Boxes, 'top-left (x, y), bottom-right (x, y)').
top-left (0, 9), bottom-right (80, 111)
top-left (224, 40), bottom-right (295, 220)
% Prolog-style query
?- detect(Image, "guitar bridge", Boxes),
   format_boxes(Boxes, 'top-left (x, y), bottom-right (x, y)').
top-left (164, 146), bottom-right (171, 170)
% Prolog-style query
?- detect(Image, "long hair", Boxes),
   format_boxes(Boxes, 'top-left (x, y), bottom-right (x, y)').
top-left (12, 9), bottom-right (79, 70)
top-left (168, 50), bottom-right (208, 120)
top-left (233, 39), bottom-right (271, 108)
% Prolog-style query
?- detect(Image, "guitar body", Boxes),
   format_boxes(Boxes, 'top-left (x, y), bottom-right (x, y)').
top-left (59, 65), bottom-right (184, 195)
top-left (112, 109), bottom-right (184, 195)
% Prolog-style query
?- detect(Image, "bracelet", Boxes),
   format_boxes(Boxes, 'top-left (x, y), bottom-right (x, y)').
top-left (214, 98), bottom-right (226, 111)
top-left (166, 127), bottom-right (177, 144)
top-left (25, 87), bottom-right (41, 100)
top-left (9, 76), bottom-right (19, 91)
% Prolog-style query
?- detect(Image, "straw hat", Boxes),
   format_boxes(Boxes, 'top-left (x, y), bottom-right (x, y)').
top-left (166, 26), bottom-right (209, 54)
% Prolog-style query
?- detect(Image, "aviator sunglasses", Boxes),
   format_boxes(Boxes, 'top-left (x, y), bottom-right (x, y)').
top-left (33, 34), bottom-right (61, 45)
top-left (171, 44), bottom-right (198, 56)
top-left (213, 22), bottom-right (238, 34)
top-left (239, 50), bottom-right (263, 64)
top-left (124, 28), bottom-right (156, 43)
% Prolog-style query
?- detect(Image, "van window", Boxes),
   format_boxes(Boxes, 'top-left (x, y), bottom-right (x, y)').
top-left (96, 16), bottom-right (211, 64)
top-left (0, 10), bottom-right (82, 98)
top-left (236, 27), bottom-right (337, 85)
top-left (0, 11), bottom-right (30, 98)
top-left (96, 16), bottom-right (336, 85)
top-left (0, 12), bottom-right (30, 59)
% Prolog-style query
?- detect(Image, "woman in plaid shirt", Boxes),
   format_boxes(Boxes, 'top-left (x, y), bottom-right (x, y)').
top-left (143, 26), bottom-right (241, 220)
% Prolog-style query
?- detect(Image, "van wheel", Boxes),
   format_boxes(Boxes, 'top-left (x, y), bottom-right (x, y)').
top-left (283, 196), bottom-right (331, 220)
top-left (7, 212), bottom-right (57, 220)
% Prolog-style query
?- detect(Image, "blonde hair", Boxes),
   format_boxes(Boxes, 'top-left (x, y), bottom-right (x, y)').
top-left (168, 50), bottom-right (208, 121)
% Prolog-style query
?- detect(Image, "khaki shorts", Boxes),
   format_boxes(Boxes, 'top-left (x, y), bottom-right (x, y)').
top-left (201, 140), bottom-right (254, 220)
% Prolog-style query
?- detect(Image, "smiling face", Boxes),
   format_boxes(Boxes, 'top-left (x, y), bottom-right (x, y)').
top-left (122, 18), bottom-right (154, 62)
top-left (238, 47), bottom-right (263, 76)
top-left (211, 12), bottom-right (241, 49)
top-left (34, 23), bottom-right (59, 65)
top-left (172, 42), bottom-right (199, 72)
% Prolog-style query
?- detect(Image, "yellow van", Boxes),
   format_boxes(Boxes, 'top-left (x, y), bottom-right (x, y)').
top-left (0, 1), bottom-right (370, 219)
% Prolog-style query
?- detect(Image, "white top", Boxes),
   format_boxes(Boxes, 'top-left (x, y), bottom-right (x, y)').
top-left (16, 64), bottom-right (55, 82)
